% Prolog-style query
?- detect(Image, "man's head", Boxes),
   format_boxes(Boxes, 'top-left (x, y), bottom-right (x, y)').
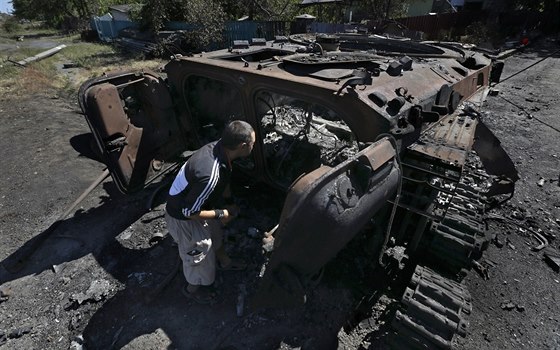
top-left (221, 120), bottom-right (255, 159)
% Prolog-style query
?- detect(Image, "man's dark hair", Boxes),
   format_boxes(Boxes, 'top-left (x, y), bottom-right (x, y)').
top-left (221, 120), bottom-right (254, 150)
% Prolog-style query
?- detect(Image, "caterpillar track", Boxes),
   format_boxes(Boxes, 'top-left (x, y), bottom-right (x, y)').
top-left (392, 265), bottom-right (473, 349)
top-left (388, 105), bottom-right (511, 348)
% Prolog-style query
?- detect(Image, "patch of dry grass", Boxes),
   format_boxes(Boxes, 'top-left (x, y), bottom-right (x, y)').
top-left (77, 57), bottom-right (163, 80)
top-left (0, 36), bottom-right (165, 98)
top-left (17, 66), bottom-right (62, 94)
top-left (56, 40), bottom-right (165, 92)
top-left (0, 46), bottom-right (68, 96)
top-left (62, 55), bottom-right (165, 94)
top-left (0, 47), bottom-right (52, 96)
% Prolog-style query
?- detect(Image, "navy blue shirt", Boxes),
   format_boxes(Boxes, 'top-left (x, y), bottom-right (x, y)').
top-left (166, 141), bottom-right (231, 220)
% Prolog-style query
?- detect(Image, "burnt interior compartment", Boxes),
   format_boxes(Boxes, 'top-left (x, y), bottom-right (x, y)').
top-left (184, 74), bottom-right (246, 146)
top-left (282, 53), bottom-right (381, 77)
top-left (82, 74), bottom-right (184, 193)
top-left (338, 37), bottom-right (446, 55)
top-left (256, 91), bottom-right (358, 188)
top-left (117, 79), bottom-right (181, 160)
top-left (216, 48), bottom-right (293, 62)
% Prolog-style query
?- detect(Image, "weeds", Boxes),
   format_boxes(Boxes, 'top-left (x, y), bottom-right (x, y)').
top-left (0, 30), bottom-right (164, 98)
top-left (2, 17), bottom-right (21, 33)
top-left (61, 41), bottom-right (117, 69)
top-left (0, 47), bottom-right (48, 96)
top-left (0, 20), bottom-right (57, 38)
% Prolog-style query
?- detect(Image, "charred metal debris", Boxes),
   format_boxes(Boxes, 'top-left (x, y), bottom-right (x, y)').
top-left (77, 33), bottom-right (520, 348)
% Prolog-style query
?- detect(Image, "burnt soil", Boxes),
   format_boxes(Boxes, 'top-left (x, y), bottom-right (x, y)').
top-left (1, 38), bottom-right (560, 350)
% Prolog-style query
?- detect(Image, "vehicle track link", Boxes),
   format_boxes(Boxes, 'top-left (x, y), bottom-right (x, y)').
top-left (391, 265), bottom-right (472, 349)
top-left (421, 152), bottom-right (492, 276)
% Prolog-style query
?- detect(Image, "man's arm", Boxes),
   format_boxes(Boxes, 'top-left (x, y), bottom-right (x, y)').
top-left (181, 159), bottom-right (221, 217)
top-left (189, 209), bottom-right (233, 224)
top-left (183, 176), bottom-right (236, 223)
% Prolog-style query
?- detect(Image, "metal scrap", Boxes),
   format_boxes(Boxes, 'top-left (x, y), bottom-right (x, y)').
top-left (0, 326), bottom-right (32, 344)
top-left (8, 326), bottom-right (32, 339)
top-left (0, 286), bottom-right (11, 303)
top-left (500, 301), bottom-right (525, 312)
top-left (70, 279), bottom-right (113, 306)
top-left (485, 213), bottom-right (549, 251)
top-left (472, 260), bottom-right (489, 280)
top-left (531, 230), bottom-right (549, 251)
top-left (52, 264), bottom-right (66, 274)
top-left (69, 335), bottom-right (85, 350)
top-left (543, 247), bottom-right (560, 272)
top-left (492, 235), bottom-right (505, 248)
top-left (501, 301), bottom-right (516, 310)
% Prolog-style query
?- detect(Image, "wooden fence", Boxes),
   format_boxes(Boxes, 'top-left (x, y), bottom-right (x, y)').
top-left (396, 10), bottom-right (544, 39)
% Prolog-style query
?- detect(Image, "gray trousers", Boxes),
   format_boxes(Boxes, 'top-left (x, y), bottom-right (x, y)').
top-left (165, 212), bottom-right (224, 286)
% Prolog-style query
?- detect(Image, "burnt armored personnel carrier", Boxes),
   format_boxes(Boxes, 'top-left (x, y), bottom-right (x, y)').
top-left (79, 35), bottom-right (518, 349)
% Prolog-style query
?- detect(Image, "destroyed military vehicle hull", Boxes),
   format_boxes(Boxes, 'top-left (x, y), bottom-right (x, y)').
top-left (79, 34), bottom-right (518, 349)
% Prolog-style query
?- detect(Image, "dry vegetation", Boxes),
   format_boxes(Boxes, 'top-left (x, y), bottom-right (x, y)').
top-left (0, 28), bottom-right (164, 99)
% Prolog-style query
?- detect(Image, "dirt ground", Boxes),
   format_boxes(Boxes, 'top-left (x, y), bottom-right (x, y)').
top-left (1, 36), bottom-right (559, 350)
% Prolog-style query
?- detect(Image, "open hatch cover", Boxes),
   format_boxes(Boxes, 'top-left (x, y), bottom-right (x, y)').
top-left (253, 138), bottom-right (401, 308)
top-left (79, 71), bottom-right (186, 194)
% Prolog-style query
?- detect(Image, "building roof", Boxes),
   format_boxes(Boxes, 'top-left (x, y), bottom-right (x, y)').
top-left (300, 0), bottom-right (344, 5)
top-left (295, 14), bottom-right (317, 19)
top-left (108, 4), bottom-right (136, 13)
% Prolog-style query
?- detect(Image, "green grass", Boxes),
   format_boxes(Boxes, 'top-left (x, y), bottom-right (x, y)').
top-left (60, 41), bottom-right (117, 69)
top-left (0, 62), bottom-right (20, 82)
top-left (2, 46), bottom-right (43, 59)
top-left (0, 21), bottom-right (58, 38)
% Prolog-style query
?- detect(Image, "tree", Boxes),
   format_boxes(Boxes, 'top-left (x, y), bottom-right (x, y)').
top-left (217, 0), bottom-right (301, 21)
top-left (513, 0), bottom-right (551, 11)
top-left (139, 0), bottom-right (226, 50)
top-left (513, 0), bottom-right (560, 32)
top-left (12, 0), bottom-right (133, 27)
top-left (138, 0), bottom-right (170, 32)
top-left (179, 0), bottom-right (226, 48)
top-left (12, 0), bottom-right (69, 23)
top-left (2, 16), bottom-right (22, 32)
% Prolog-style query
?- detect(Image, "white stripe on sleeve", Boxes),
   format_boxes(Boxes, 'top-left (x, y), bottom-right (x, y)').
top-left (183, 158), bottom-right (220, 216)
top-left (169, 163), bottom-right (188, 196)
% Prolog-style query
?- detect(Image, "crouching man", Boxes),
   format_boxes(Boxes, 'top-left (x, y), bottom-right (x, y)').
top-left (165, 120), bottom-right (256, 304)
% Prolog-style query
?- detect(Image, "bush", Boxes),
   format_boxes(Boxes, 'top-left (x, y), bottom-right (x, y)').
top-left (2, 17), bottom-right (22, 33)
top-left (462, 21), bottom-right (502, 47)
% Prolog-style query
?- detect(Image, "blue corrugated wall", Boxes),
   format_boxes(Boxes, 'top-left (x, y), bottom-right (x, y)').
top-left (92, 16), bottom-right (137, 42)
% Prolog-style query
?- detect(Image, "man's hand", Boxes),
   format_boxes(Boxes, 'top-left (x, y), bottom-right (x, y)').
top-left (221, 205), bottom-right (240, 225)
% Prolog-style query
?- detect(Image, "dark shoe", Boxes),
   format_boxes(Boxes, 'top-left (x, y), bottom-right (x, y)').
top-left (217, 257), bottom-right (247, 271)
top-left (181, 285), bottom-right (217, 305)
